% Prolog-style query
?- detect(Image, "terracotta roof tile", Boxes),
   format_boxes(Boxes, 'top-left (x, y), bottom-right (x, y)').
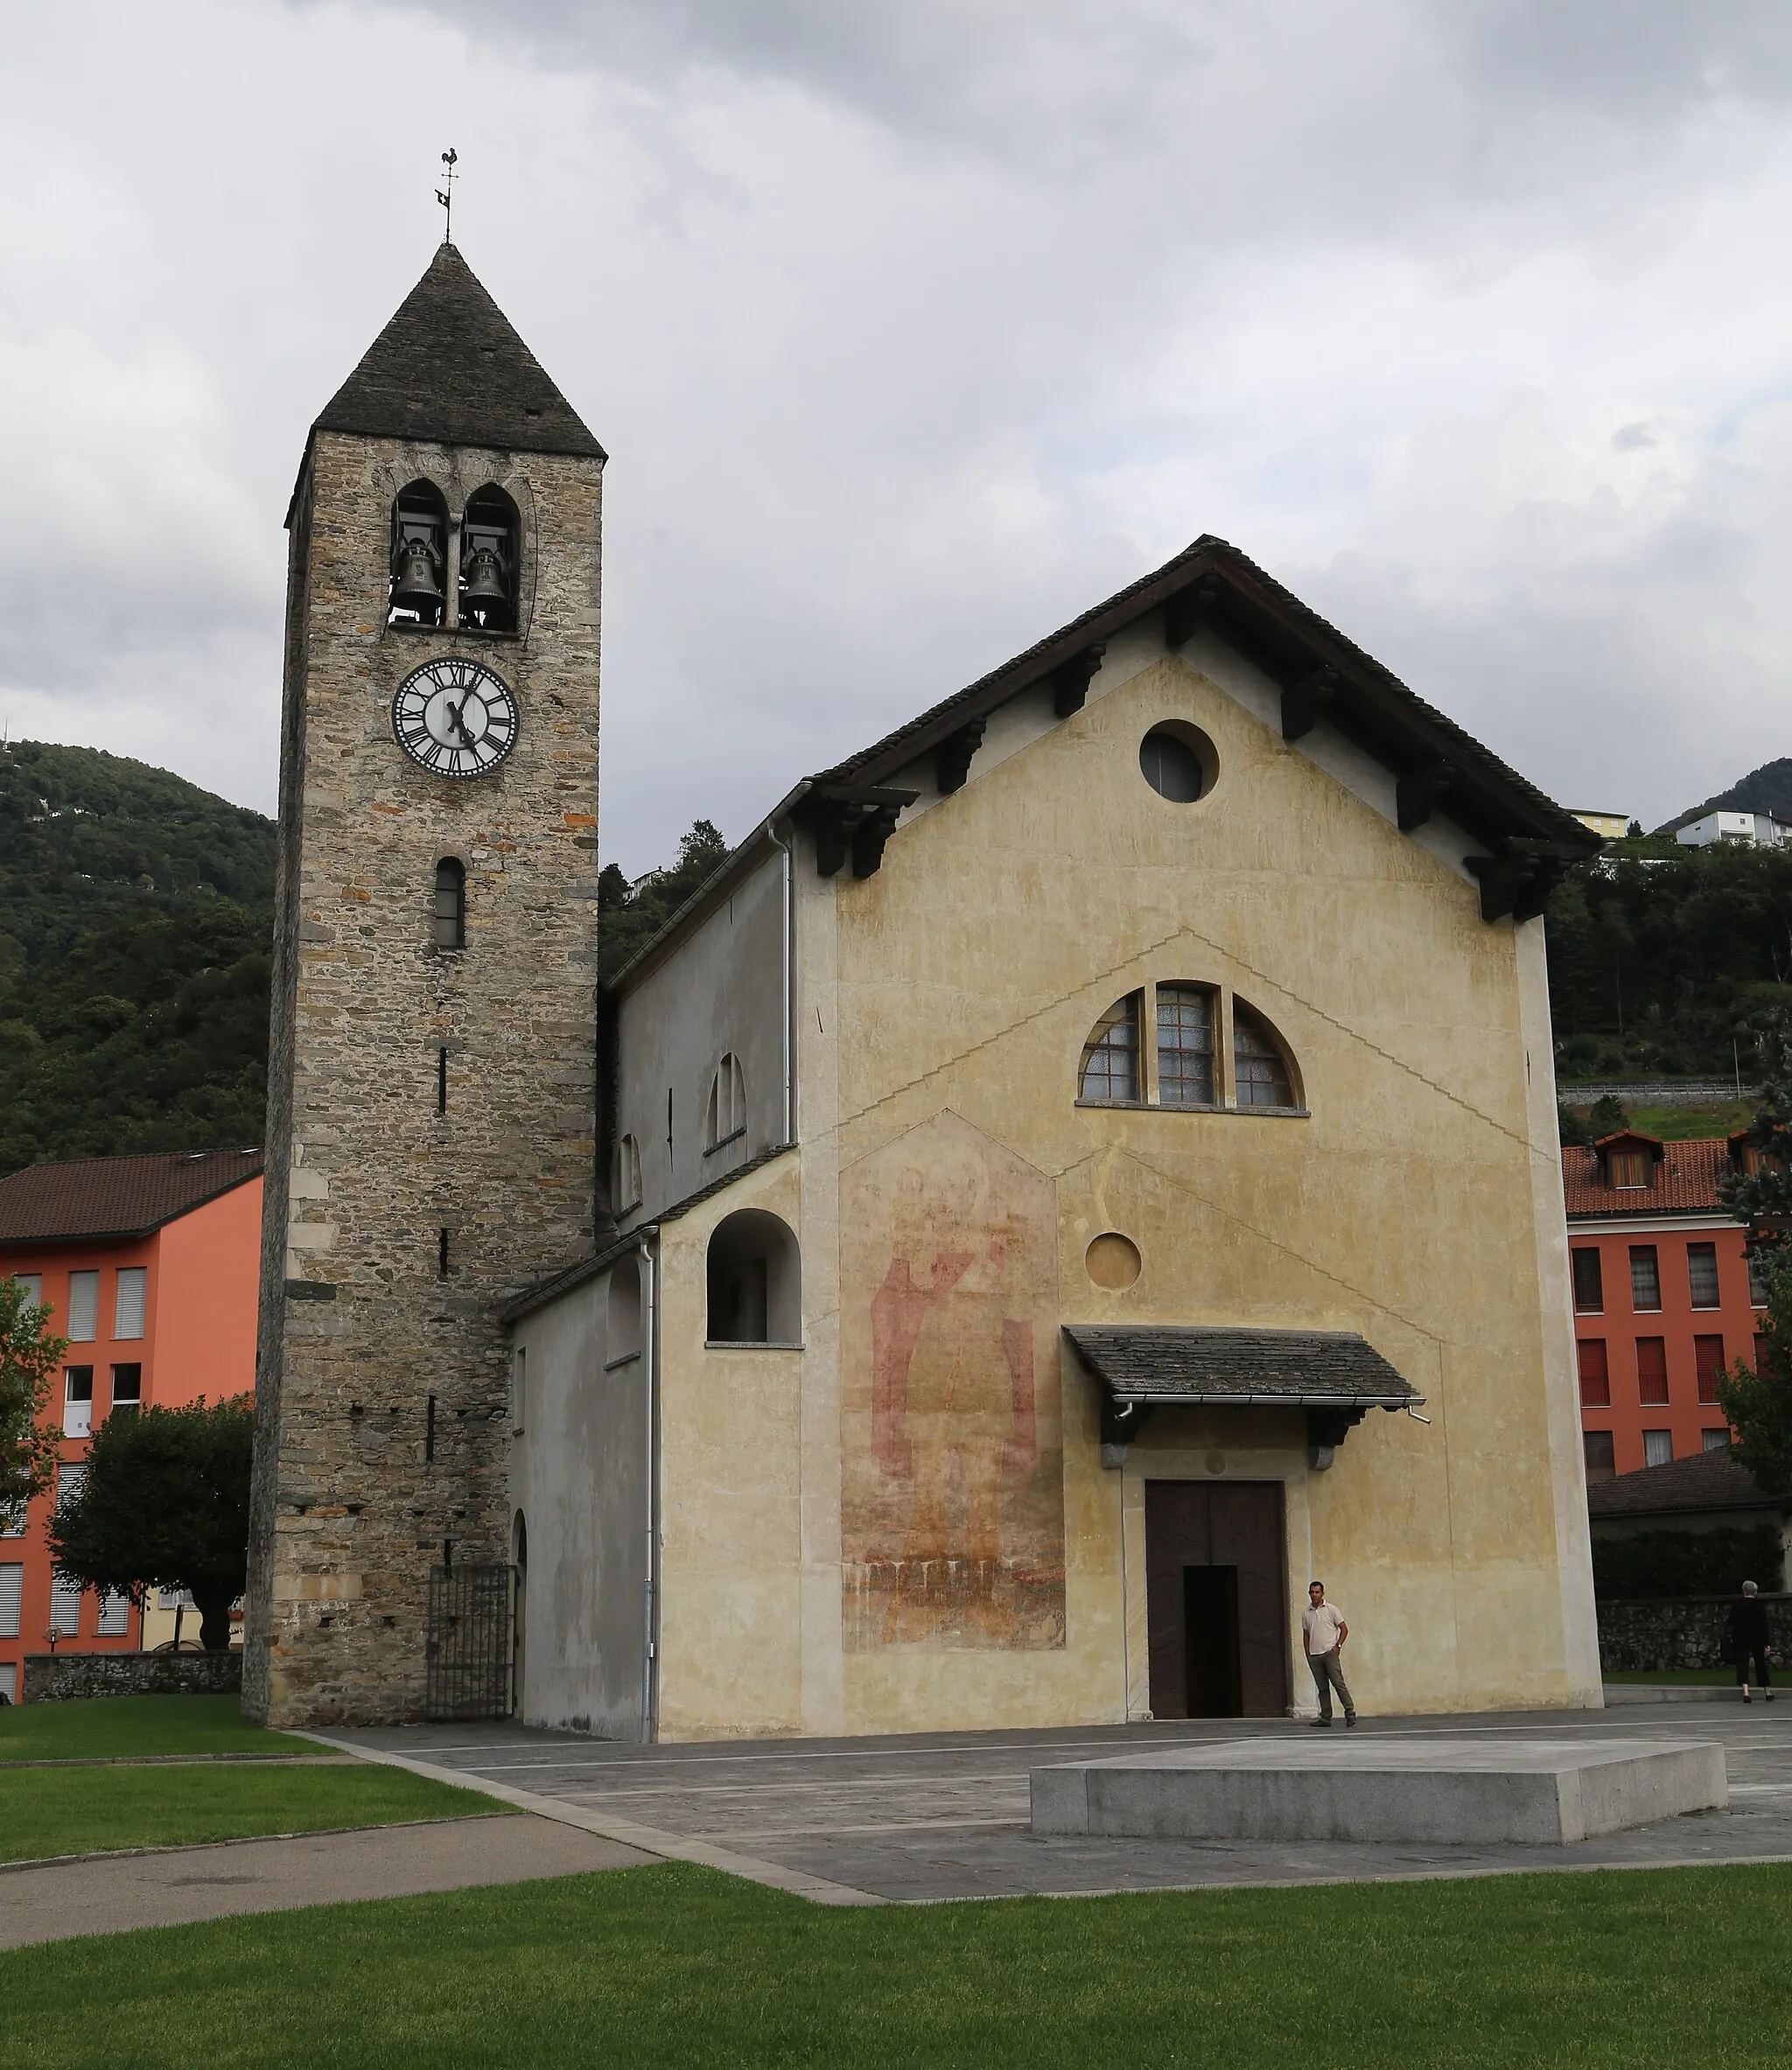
top-left (1563, 1137), bottom-right (1732, 1218)
top-left (0, 1150), bottom-right (262, 1246)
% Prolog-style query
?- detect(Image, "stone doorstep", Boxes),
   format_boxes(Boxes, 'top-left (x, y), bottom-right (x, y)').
top-left (1031, 1738), bottom-right (1729, 1847)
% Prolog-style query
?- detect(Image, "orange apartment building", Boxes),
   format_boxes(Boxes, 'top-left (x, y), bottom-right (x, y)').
top-left (1564, 1130), bottom-right (1765, 1482)
top-left (0, 1150), bottom-right (262, 1703)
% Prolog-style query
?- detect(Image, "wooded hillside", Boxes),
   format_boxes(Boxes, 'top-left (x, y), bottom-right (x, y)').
top-left (0, 741), bottom-right (275, 1177)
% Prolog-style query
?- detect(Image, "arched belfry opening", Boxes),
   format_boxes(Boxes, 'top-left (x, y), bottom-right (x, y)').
top-left (461, 485), bottom-right (520, 633)
top-left (389, 480), bottom-right (449, 626)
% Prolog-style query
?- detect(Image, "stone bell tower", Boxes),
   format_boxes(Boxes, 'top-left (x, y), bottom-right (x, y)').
top-left (243, 244), bottom-right (604, 1726)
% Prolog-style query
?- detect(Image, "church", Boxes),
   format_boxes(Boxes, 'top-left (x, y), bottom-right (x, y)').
top-left (243, 243), bottom-right (1604, 1737)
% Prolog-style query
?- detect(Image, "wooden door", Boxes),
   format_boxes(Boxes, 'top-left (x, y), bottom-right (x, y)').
top-left (1144, 1479), bottom-right (1289, 1718)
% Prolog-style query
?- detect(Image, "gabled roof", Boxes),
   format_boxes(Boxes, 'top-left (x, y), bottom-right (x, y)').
top-left (1563, 1137), bottom-right (1732, 1219)
top-left (0, 1150), bottom-right (263, 1247)
top-left (1586, 1446), bottom-right (1784, 1519)
top-left (1063, 1325), bottom-right (1422, 1409)
top-left (815, 535), bottom-right (1599, 861)
top-left (312, 244), bottom-right (604, 462)
top-left (606, 533), bottom-right (1600, 992)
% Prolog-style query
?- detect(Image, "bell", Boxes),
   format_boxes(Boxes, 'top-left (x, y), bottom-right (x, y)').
top-left (461, 546), bottom-right (510, 623)
top-left (390, 539), bottom-right (444, 615)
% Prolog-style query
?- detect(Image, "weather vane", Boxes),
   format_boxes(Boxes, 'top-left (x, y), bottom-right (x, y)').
top-left (436, 148), bottom-right (458, 242)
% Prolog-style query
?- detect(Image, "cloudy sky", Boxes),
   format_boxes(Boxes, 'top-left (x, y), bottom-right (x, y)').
top-left (4, 2), bottom-right (1792, 870)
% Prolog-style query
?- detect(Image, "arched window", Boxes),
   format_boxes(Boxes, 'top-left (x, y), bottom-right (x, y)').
top-left (1155, 984), bottom-right (1215, 1106)
top-left (1079, 994), bottom-right (1141, 1102)
top-left (707, 1209), bottom-right (801, 1345)
top-left (706, 1053), bottom-right (746, 1150)
top-left (1234, 1001), bottom-right (1296, 1108)
top-left (433, 857), bottom-right (466, 949)
top-left (614, 1132), bottom-right (641, 1212)
top-left (460, 485), bottom-right (520, 633)
top-left (389, 480), bottom-right (448, 627)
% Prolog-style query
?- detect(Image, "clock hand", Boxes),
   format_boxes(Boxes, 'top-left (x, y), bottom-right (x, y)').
top-left (445, 698), bottom-right (476, 745)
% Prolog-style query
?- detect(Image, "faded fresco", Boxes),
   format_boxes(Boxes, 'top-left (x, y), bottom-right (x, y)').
top-left (840, 1110), bottom-right (1065, 1650)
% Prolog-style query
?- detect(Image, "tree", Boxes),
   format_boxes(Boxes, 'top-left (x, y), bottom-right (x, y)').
top-left (48, 1395), bottom-right (254, 1650)
top-left (597, 819), bottom-right (732, 983)
top-left (1, 1276), bottom-right (66, 1523)
top-left (1588, 1094), bottom-right (1630, 1137)
top-left (1715, 1010), bottom-right (1792, 1492)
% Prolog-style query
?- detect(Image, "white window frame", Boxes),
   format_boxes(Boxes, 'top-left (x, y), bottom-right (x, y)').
top-left (63, 1367), bottom-right (94, 1439)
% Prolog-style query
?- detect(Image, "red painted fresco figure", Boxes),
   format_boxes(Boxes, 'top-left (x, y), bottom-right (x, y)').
top-left (869, 1147), bottom-right (1037, 1632)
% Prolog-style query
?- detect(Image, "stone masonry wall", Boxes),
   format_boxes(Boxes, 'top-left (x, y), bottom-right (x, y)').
top-left (244, 429), bottom-right (602, 1726)
top-left (1597, 1595), bottom-right (1792, 1672)
top-left (24, 1650), bottom-right (243, 1703)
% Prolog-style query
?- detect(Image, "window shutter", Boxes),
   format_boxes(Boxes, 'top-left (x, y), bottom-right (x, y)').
top-left (66, 1271), bottom-right (99, 1342)
top-left (0, 1563), bottom-right (22, 1639)
top-left (49, 1571), bottom-right (84, 1635)
top-left (113, 1269), bottom-right (146, 1339)
top-left (97, 1591), bottom-right (130, 1637)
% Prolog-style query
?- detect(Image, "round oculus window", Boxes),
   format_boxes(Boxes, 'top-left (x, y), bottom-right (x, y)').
top-left (1139, 724), bottom-right (1214, 802)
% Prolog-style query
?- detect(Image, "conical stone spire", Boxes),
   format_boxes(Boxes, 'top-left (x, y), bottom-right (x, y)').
top-left (314, 243), bottom-right (604, 460)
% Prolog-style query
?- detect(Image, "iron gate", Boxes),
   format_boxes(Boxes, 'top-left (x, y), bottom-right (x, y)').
top-left (424, 1563), bottom-right (514, 1721)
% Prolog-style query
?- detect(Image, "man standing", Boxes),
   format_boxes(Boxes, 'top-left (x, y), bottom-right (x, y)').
top-left (1732, 1580), bottom-right (1774, 1704)
top-left (1302, 1580), bottom-right (1356, 1727)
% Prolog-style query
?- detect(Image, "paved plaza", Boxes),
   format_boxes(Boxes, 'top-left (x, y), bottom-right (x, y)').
top-left (318, 1701), bottom-right (1792, 1905)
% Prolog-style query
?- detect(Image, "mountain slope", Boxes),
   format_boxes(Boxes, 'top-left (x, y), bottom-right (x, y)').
top-left (1657, 757), bottom-right (1792, 836)
top-left (0, 741), bottom-right (276, 1176)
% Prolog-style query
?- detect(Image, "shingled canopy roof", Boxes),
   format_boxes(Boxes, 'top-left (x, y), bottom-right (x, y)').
top-left (1063, 1325), bottom-right (1423, 1409)
top-left (312, 243), bottom-right (604, 462)
top-left (0, 1150), bottom-right (262, 1247)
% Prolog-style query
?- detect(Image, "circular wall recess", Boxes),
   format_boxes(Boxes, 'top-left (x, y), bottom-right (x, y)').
top-left (1139, 721), bottom-right (1218, 802)
top-left (1085, 1231), bottom-right (1143, 1290)
top-left (1206, 1451), bottom-right (1227, 1476)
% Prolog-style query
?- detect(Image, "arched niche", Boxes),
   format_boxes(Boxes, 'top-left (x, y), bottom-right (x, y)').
top-left (706, 1208), bottom-right (801, 1346)
top-left (389, 479), bottom-right (449, 626)
top-left (607, 1256), bottom-right (643, 1363)
top-left (460, 484), bottom-right (521, 633)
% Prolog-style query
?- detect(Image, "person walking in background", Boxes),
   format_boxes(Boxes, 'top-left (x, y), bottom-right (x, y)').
top-left (1732, 1580), bottom-right (1774, 1703)
top-left (1302, 1580), bottom-right (1356, 1726)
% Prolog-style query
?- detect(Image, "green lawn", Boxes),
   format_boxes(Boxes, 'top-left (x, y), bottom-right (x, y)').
top-left (0, 1759), bottom-right (510, 1863)
top-left (1561, 1099), bottom-right (1755, 1142)
top-left (0, 1693), bottom-right (316, 1764)
top-left (5, 1861), bottom-right (1792, 2068)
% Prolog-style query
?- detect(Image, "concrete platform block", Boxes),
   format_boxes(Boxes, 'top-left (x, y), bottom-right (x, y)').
top-left (1031, 1737), bottom-right (1726, 1846)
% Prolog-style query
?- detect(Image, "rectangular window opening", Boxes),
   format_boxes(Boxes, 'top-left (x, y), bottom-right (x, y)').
top-left (1576, 1339), bottom-right (1610, 1407)
top-left (66, 1270), bottom-right (99, 1343)
top-left (425, 1393), bottom-right (437, 1463)
top-left (1694, 1333), bottom-right (1725, 1405)
top-left (1686, 1243), bottom-right (1720, 1310)
top-left (113, 1267), bottom-right (146, 1340)
top-left (1583, 1430), bottom-right (1615, 1482)
top-left (1747, 1248), bottom-right (1771, 1308)
top-left (109, 1364), bottom-right (142, 1418)
top-left (1628, 1245), bottom-right (1662, 1312)
top-left (1635, 1336), bottom-right (1669, 1406)
top-left (438, 1228), bottom-right (450, 1279)
top-left (1703, 1427), bottom-right (1732, 1451)
top-left (438, 1047), bottom-right (448, 1115)
top-left (1642, 1428), bottom-right (1674, 1468)
top-left (63, 1366), bottom-right (95, 1438)
top-left (1571, 1248), bottom-right (1604, 1314)
top-left (1155, 985), bottom-right (1215, 1108)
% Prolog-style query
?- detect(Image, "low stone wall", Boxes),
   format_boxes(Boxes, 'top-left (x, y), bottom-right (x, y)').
top-left (1598, 1595), bottom-right (1792, 1673)
top-left (1559, 1081), bottom-right (1755, 1108)
top-left (22, 1650), bottom-right (243, 1703)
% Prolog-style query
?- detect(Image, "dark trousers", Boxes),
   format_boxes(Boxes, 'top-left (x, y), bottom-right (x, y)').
top-left (1736, 1646), bottom-right (1772, 1687)
top-left (1308, 1648), bottom-right (1355, 1721)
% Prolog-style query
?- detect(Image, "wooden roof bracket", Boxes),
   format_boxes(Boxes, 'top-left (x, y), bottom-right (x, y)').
top-left (1307, 1404), bottom-right (1369, 1472)
top-left (1281, 665), bottom-right (1340, 741)
top-left (1163, 574), bottom-right (1222, 651)
top-left (936, 717), bottom-right (987, 794)
top-left (1052, 644), bottom-right (1107, 717)
top-left (802, 786), bottom-right (921, 879)
top-left (1397, 759), bottom-right (1457, 832)
top-left (1465, 839), bottom-right (1575, 923)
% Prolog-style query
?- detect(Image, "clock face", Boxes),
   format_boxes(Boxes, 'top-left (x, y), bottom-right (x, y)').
top-left (391, 658), bottom-right (519, 780)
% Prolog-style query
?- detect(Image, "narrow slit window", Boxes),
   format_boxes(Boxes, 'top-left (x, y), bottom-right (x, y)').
top-left (615, 1132), bottom-right (642, 1212)
top-left (438, 1047), bottom-right (448, 1114)
top-left (433, 858), bottom-right (466, 949)
top-left (425, 1394), bottom-right (437, 1463)
top-left (438, 1229), bottom-right (451, 1278)
top-left (1080, 994), bottom-right (1141, 1102)
top-left (1233, 1004), bottom-right (1294, 1108)
top-left (1155, 986), bottom-right (1214, 1107)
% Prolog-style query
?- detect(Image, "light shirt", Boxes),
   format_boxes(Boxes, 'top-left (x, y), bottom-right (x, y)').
top-left (1302, 1602), bottom-right (1346, 1655)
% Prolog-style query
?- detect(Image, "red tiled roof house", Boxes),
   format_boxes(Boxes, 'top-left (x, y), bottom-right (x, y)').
top-left (1563, 1130), bottom-right (1766, 1481)
top-left (0, 1150), bottom-right (262, 1701)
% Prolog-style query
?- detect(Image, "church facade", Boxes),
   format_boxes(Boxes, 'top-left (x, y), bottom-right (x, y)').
top-left (247, 246), bottom-right (1605, 1736)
